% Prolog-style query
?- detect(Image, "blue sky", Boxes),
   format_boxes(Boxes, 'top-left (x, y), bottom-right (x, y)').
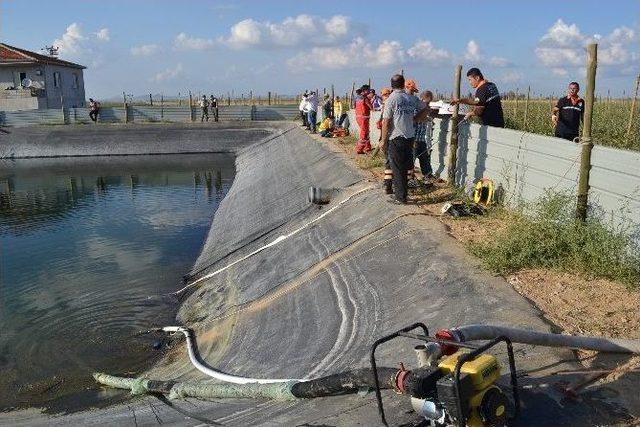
top-left (2, 0), bottom-right (638, 99)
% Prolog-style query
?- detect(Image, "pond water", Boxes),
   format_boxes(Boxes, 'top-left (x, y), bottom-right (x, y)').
top-left (0, 154), bottom-right (235, 413)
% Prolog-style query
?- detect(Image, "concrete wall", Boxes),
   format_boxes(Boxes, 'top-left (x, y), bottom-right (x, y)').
top-left (0, 63), bottom-right (85, 109)
top-left (44, 64), bottom-right (85, 109)
top-left (0, 105), bottom-right (293, 126)
top-left (346, 109), bottom-right (640, 229)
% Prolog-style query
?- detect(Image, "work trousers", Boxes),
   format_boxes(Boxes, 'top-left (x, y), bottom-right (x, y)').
top-left (307, 110), bottom-right (317, 132)
top-left (213, 107), bottom-right (219, 122)
top-left (414, 139), bottom-right (433, 177)
top-left (301, 110), bottom-right (308, 127)
top-left (555, 130), bottom-right (579, 142)
top-left (201, 107), bottom-right (209, 122)
top-left (355, 116), bottom-right (371, 153)
top-left (89, 110), bottom-right (99, 122)
top-left (388, 137), bottom-right (414, 202)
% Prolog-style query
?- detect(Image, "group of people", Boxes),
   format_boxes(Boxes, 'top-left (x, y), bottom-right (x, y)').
top-left (198, 95), bottom-right (219, 122)
top-left (298, 91), bottom-right (350, 137)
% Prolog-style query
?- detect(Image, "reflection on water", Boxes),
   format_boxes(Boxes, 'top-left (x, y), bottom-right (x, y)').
top-left (0, 154), bottom-right (234, 412)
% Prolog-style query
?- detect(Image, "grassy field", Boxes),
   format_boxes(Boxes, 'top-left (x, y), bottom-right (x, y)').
top-left (502, 98), bottom-right (639, 151)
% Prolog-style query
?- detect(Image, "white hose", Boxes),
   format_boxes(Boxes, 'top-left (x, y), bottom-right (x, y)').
top-left (162, 326), bottom-right (306, 384)
top-left (449, 324), bottom-right (640, 354)
top-left (172, 185), bottom-right (375, 296)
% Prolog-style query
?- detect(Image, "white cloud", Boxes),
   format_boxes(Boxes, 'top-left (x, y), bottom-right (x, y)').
top-left (151, 63), bottom-right (184, 83)
top-left (131, 44), bottom-right (160, 56)
top-left (52, 22), bottom-right (111, 62)
top-left (53, 23), bottom-right (86, 55)
top-left (535, 19), bottom-right (639, 68)
top-left (406, 39), bottom-right (452, 64)
top-left (287, 36), bottom-right (458, 71)
top-left (464, 39), bottom-right (510, 67)
top-left (95, 28), bottom-right (110, 42)
top-left (220, 14), bottom-right (360, 49)
top-left (551, 67), bottom-right (568, 76)
top-left (287, 37), bottom-right (405, 71)
top-left (174, 32), bottom-right (215, 50)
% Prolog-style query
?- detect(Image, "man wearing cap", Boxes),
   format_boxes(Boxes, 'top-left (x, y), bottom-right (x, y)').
top-left (552, 81), bottom-right (584, 141)
top-left (380, 74), bottom-right (431, 204)
top-left (450, 67), bottom-right (504, 128)
top-left (355, 85), bottom-right (374, 153)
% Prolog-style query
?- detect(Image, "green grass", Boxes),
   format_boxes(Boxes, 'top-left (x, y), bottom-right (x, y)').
top-left (468, 191), bottom-right (640, 288)
top-left (502, 99), bottom-right (639, 151)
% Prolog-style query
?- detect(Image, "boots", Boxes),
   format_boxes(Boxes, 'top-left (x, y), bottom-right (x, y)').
top-left (384, 179), bottom-right (393, 194)
top-left (363, 140), bottom-right (372, 152)
top-left (355, 141), bottom-right (366, 154)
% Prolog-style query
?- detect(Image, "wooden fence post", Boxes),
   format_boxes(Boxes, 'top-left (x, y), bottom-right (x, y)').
top-left (576, 43), bottom-right (598, 221)
top-left (626, 74), bottom-right (640, 141)
top-left (160, 93), bottom-right (164, 121)
top-left (268, 91), bottom-right (271, 105)
top-left (447, 65), bottom-right (462, 185)
top-left (188, 90), bottom-right (194, 122)
top-left (523, 85), bottom-right (531, 130)
top-left (149, 93), bottom-right (153, 106)
top-left (331, 84), bottom-right (335, 117)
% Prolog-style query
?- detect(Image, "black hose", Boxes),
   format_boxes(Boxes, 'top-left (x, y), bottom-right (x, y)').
top-left (290, 367), bottom-right (398, 398)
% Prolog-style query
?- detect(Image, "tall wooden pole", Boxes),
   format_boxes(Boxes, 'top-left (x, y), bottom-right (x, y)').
top-left (268, 91), bottom-right (271, 105)
top-left (576, 43), bottom-right (598, 221)
top-left (331, 84), bottom-right (335, 118)
top-left (523, 86), bottom-right (531, 130)
top-left (188, 90), bottom-right (194, 122)
top-left (625, 74), bottom-right (640, 140)
top-left (447, 65), bottom-right (462, 185)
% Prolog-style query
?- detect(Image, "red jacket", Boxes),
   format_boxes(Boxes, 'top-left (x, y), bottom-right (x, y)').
top-left (355, 95), bottom-right (372, 118)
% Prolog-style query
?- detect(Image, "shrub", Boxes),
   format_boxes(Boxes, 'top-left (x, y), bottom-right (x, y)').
top-left (469, 191), bottom-right (640, 288)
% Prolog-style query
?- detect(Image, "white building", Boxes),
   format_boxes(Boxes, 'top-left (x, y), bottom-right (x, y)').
top-left (0, 43), bottom-right (86, 111)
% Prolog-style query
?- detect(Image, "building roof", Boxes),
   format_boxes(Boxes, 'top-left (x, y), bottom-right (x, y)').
top-left (0, 43), bottom-right (86, 69)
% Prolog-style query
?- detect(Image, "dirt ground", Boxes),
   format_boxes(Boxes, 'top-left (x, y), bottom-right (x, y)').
top-left (318, 131), bottom-right (640, 342)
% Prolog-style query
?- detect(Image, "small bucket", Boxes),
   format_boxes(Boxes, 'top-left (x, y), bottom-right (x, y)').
top-left (308, 187), bottom-right (333, 205)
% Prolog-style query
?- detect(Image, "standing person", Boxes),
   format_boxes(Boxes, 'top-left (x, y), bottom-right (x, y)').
top-left (414, 90), bottom-right (435, 182)
top-left (370, 89), bottom-right (383, 110)
top-left (404, 79), bottom-right (422, 187)
top-left (334, 96), bottom-right (349, 134)
top-left (199, 95), bottom-right (210, 122)
top-left (380, 74), bottom-right (430, 204)
top-left (355, 85), bottom-right (373, 154)
top-left (88, 98), bottom-right (100, 123)
top-left (306, 91), bottom-right (319, 134)
top-left (322, 94), bottom-right (332, 121)
top-left (378, 87), bottom-right (395, 194)
top-left (210, 95), bottom-right (219, 122)
top-left (552, 81), bottom-right (584, 141)
top-left (450, 67), bottom-right (504, 128)
top-left (299, 92), bottom-right (309, 128)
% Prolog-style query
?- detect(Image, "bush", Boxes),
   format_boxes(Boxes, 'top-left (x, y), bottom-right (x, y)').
top-left (469, 191), bottom-right (640, 288)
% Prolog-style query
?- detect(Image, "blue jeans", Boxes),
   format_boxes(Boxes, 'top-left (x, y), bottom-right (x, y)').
top-left (307, 110), bottom-right (317, 132)
top-left (414, 139), bottom-right (433, 177)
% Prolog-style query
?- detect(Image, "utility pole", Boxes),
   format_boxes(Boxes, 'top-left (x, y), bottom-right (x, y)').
top-left (447, 65), bottom-right (462, 185)
top-left (576, 43), bottom-right (598, 221)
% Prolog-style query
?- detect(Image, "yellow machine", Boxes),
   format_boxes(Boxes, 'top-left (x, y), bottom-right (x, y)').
top-left (438, 351), bottom-right (508, 427)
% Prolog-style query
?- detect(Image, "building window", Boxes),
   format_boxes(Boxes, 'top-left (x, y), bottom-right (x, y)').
top-left (53, 72), bottom-right (61, 88)
top-left (72, 73), bottom-right (79, 89)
